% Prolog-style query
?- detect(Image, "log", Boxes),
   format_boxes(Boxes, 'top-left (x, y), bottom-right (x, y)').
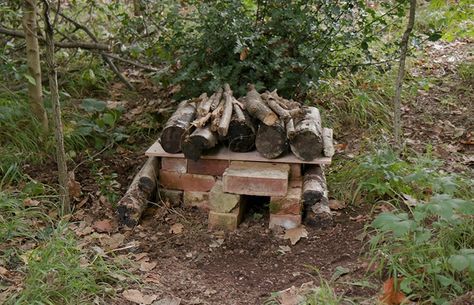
top-left (210, 88), bottom-right (224, 111)
top-left (302, 165), bottom-right (327, 209)
top-left (245, 84), bottom-right (278, 126)
top-left (196, 93), bottom-right (211, 117)
top-left (262, 91), bottom-right (291, 122)
top-left (228, 104), bottom-right (256, 152)
top-left (210, 98), bottom-right (224, 132)
top-left (322, 128), bottom-right (335, 157)
top-left (286, 118), bottom-right (296, 140)
top-left (117, 157), bottom-right (159, 227)
top-left (181, 126), bottom-right (218, 161)
top-left (289, 106), bottom-right (323, 161)
top-left (160, 101), bottom-right (196, 153)
top-left (217, 84), bottom-right (234, 137)
top-left (255, 119), bottom-right (288, 159)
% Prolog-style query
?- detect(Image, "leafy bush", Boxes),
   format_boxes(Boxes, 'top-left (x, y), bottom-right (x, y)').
top-left (370, 194), bottom-right (474, 304)
top-left (154, 0), bottom-right (408, 98)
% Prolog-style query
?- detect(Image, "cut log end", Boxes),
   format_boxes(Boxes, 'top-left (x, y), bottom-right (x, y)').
top-left (290, 131), bottom-right (324, 161)
top-left (255, 122), bottom-right (288, 159)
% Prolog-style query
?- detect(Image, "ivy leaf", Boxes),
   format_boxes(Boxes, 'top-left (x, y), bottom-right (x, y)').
top-left (448, 255), bottom-right (469, 272)
top-left (80, 98), bottom-right (107, 113)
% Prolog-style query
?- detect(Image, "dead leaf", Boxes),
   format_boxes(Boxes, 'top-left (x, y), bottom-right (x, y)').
top-left (139, 261), bottom-right (157, 272)
top-left (350, 215), bottom-right (369, 223)
top-left (68, 171), bottom-right (81, 198)
top-left (240, 47), bottom-right (249, 61)
top-left (169, 223), bottom-right (184, 234)
top-left (328, 199), bottom-right (346, 210)
top-left (154, 296), bottom-right (181, 305)
top-left (0, 266), bottom-right (9, 275)
top-left (122, 289), bottom-right (157, 305)
top-left (284, 226), bottom-right (308, 245)
top-left (379, 277), bottom-right (406, 305)
top-left (23, 198), bottom-right (40, 207)
top-left (102, 233), bottom-right (125, 250)
top-left (93, 219), bottom-right (113, 233)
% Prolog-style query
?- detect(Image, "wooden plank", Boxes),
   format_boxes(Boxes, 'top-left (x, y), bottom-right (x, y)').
top-left (146, 141), bottom-right (331, 165)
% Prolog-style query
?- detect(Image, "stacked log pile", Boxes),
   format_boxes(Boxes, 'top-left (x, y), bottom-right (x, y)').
top-left (160, 83), bottom-right (335, 161)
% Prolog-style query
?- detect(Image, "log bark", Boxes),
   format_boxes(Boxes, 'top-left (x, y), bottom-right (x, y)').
top-left (289, 106), bottom-right (323, 161)
top-left (322, 128), bottom-right (335, 157)
top-left (302, 165), bottom-right (327, 209)
top-left (196, 93), bottom-right (212, 117)
top-left (228, 104), bottom-right (256, 152)
top-left (160, 101), bottom-right (196, 153)
top-left (286, 118), bottom-right (296, 140)
top-left (262, 91), bottom-right (291, 122)
top-left (255, 119), bottom-right (288, 159)
top-left (181, 126), bottom-right (218, 161)
top-left (117, 157), bottom-right (159, 227)
top-left (217, 84), bottom-right (234, 137)
top-left (210, 88), bottom-right (223, 111)
top-left (245, 84), bottom-right (278, 126)
top-left (210, 98), bottom-right (224, 132)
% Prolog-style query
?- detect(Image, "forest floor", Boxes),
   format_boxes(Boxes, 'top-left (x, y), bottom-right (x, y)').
top-left (6, 40), bottom-right (473, 305)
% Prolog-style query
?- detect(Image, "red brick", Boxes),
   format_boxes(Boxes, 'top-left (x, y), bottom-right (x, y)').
top-left (290, 164), bottom-right (302, 179)
top-left (159, 170), bottom-right (215, 192)
top-left (161, 158), bottom-right (187, 173)
top-left (208, 204), bottom-right (245, 231)
top-left (222, 162), bottom-right (289, 196)
top-left (187, 159), bottom-right (229, 176)
top-left (269, 214), bottom-right (302, 230)
top-left (183, 191), bottom-right (210, 210)
top-left (269, 187), bottom-right (302, 215)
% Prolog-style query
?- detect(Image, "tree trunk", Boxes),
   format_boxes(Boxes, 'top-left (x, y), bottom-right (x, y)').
top-left (181, 126), bottom-right (218, 161)
top-left (117, 157), bottom-right (159, 227)
top-left (228, 104), bottom-right (256, 152)
top-left (23, 0), bottom-right (48, 131)
top-left (160, 101), bottom-right (197, 153)
top-left (394, 0), bottom-right (416, 148)
top-left (302, 165), bottom-right (326, 210)
top-left (255, 119), bottom-right (288, 159)
top-left (245, 84), bottom-right (278, 126)
top-left (289, 107), bottom-right (323, 161)
top-left (43, 1), bottom-right (69, 214)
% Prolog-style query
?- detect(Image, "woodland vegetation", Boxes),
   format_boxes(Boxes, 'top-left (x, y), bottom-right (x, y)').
top-left (0, 0), bottom-right (472, 304)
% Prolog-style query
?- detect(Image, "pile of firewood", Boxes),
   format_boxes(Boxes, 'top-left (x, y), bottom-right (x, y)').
top-left (160, 84), bottom-right (334, 161)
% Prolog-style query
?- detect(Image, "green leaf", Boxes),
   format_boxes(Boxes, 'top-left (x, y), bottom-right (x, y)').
top-left (436, 275), bottom-right (454, 287)
top-left (80, 98), bottom-right (107, 113)
top-left (102, 113), bottom-right (115, 127)
top-left (448, 255), bottom-right (469, 272)
top-left (330, 266), bottom-right (350, 282)
top-left (24, 74), bottom-right (36, 86)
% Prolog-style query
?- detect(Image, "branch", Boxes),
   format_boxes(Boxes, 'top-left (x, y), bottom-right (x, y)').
top-left (0, 25), bottom-right (109, 50)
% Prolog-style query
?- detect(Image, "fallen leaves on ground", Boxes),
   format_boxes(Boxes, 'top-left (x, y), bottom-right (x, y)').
top-left (379, 277), bottom-right (406, 305)
top-left (328, 199), bottom-right (346, 210)
top-left (284, 226), bottom-right (308, 245)
top-left (93, 219), bottom-right (114, 233)
top-left (23, 198), bottom-right (40, 207)
top-left (169, 223), bottom-right (184, 234)
top-left (139, 260), bottom-right (157, 272)
top-left (122, 289), bottom-right (158, 305)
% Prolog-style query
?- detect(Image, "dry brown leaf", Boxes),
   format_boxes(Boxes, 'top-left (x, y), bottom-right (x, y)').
top-left (102, 233), bottom-right (125, 250)
top-left (169, 223), bottom-right (184, 234)
top-left (93, 219), bottom-right (113, 233)
top-left (380, 277), bottom-right (406, 305)
top-left (284, 226), bottom-right (308, 245)
top-left (122, 289), bottom-right (157, 305)
top-left (68, 171), bottom-right (81, 198)
top-left (328, 199), bottom-right (346, 210)
top-left (240, 47), bottom-right (249, 61)
top-left (23, 198), bottom-right (40, 207)
top-left (0, 266), bottom-right (9, 275)
top-left (139, 261), bottom-right (157, 272)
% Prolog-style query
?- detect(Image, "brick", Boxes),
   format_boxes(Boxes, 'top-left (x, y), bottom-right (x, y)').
top-left (183, 191), bottom-right (210, 210)
top-left (187, 159), bottom-right (229, 176)
top-left (209, 181), bottom-right (240, 213)
top-left (208, 203), bottom-right (245, 231)
top-left (222, 161), bottom-right (289, 196)
top-left (161, 158), bottom-right (187, 173)
top-left (269, 187), bottom-right (302, 215)
top-left (157, 188), bottom-right (183, 206)
top-left (269, 214), bottom-right (302, 230)
top-left (290, 164), bottom-right (302, 179)
top-left (159, 170), bottom-right (216, 192)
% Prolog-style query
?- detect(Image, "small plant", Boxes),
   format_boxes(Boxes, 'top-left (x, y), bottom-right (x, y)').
top-left (369, 194), bottom-right (474, 304)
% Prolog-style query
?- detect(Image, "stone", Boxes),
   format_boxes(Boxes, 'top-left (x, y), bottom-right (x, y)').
top-left (161, 158), bottom-right (187, 173)
top-left (208, 204), bottom-right (245, 231)
top-left (269, 187), bottom-right (302, 215)
top-left (209, 181), bottom-right (241, 213)
top-left (183, 191), bottom-right (210, 210)
top-left (187, 159), bottom-right (229, 176)
top-left (159, 170), bottom-right (216, 192)
top-left (157, 188), bottom-right (183, 206)
top-left (269, 214), bottom-right (302, 230)
top-left (222, 161), bottom-right (289, 196)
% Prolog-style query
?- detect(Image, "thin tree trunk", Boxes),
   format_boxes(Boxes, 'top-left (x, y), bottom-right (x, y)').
top-left (394, 0), bottom-right (416, 148)
top-left (43, 1), bottom-right (70, 215)
top-left (22, 0), bottom-right (48, 131)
